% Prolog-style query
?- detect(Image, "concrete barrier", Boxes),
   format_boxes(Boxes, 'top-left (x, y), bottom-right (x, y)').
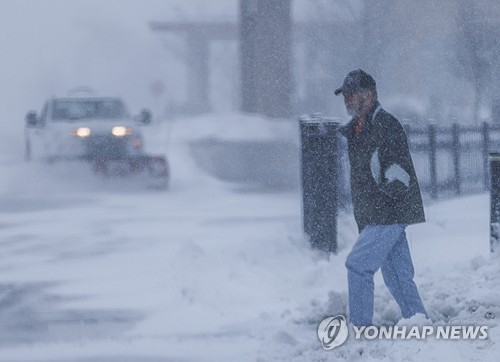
top-left (189, 137), bottom-right (300, 189)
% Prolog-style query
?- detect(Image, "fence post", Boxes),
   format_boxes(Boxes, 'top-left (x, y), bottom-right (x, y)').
top-left (483, 122), bottom-right (490, 191)
top-left (299, 116), bottom-right (340, 253)
top-left (452, 123), bottom-right (461, 195)
top-left (428, 125), bottom-right (438, 199)
top-left (490, 153), bottom-right (500, 252)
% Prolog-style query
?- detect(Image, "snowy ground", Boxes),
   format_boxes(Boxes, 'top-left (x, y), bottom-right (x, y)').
top-left (0, 115), bottom-right (498, 361)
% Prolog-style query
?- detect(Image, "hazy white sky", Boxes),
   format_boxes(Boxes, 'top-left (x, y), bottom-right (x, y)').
top-left (0, 1), bottom-right (175, 113)
top-left (0, 0), bottom-right (239, 152)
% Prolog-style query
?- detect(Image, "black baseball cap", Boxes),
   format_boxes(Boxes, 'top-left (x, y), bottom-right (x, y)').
top-left (334, 69), bottom-right (377, 95)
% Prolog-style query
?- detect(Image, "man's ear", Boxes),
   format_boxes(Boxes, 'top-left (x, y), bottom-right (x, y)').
top-left (360, 90), bottom-right (371, 102)
top-left (364, 90), bottom-right (376, 104)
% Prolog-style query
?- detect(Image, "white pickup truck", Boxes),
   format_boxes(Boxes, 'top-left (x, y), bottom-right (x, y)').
top-left (24, 91), bottom-right (169, 188)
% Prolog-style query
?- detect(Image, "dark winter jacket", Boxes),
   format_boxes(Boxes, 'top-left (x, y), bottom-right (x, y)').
top-left (340, 102), bottom-right (425, 232)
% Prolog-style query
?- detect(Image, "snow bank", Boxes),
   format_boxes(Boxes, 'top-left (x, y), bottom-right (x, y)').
top-left (153, 112), bottom-right (301, 189)
top-left (168, 112), bottom-right (299, 143)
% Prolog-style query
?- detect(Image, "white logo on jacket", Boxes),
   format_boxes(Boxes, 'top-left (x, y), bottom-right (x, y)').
top-left (370, 148), bottom-right (410, 187)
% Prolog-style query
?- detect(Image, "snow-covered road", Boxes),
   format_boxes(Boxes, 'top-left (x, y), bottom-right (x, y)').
top-left (0, 117), bottom-right (498, 361)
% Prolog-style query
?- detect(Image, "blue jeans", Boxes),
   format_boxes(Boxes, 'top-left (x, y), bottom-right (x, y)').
top-left (345, 224), bottom-right (427, 326)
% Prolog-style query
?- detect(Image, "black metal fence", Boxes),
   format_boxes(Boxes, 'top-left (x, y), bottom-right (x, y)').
top-left (338, 122), bottom-right (500, 202)
top-left (404, 122), bottom-right (500, 199)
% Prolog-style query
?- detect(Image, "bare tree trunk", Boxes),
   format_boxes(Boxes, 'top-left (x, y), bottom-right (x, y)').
top-left (473, 88), bottom-right (479, 122)
top-left (474, 81), bottom-right (483, 122)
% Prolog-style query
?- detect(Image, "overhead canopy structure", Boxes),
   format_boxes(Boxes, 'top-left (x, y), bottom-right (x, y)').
top-left (150, 14), bottom-right (337, 117)
top-left (151, 2), bottom-right (292, 118)
top-left (150, 21), bottom-right (237, 114)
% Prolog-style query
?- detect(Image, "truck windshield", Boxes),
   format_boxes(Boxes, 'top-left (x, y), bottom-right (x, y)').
top-left (52, 99), bottom-right (127, 121)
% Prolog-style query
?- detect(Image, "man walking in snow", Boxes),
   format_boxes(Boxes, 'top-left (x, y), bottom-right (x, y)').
top-left (335, 69), bottom-right (427, 326)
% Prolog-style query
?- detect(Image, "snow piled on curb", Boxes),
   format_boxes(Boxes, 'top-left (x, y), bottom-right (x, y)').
top-left (165, 112), bottom-right (299, 143)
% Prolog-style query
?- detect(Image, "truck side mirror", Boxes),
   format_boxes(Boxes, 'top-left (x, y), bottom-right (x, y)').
top-left (138, 109), bottom-right (152, 125)
top-left (25, 111), bottom-right (38, 127)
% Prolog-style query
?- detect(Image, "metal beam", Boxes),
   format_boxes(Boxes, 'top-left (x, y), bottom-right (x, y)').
top-left (150, 21), bottom-right (338, 42)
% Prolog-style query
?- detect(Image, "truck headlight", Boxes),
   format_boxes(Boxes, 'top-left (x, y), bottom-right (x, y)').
top-left (112, 126), bottom-right (133, 137)
top-left (71, 127), bottom-right (92, 137)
